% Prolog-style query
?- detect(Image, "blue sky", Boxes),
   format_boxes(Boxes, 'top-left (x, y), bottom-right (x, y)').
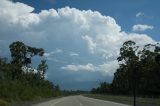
top-left (0, 0), bottom-right (160, 90)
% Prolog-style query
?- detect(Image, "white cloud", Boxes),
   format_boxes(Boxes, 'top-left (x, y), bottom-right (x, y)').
top-left (82, 35), bottom-right (96, 53)
top-left (61, 60), bottom-right (118, 76)
top-left (61, 63), bottom-right (95, 72)
top-left (0, 0), bottom-right (157, 77)
top-left (69, 52), bottom-right (79, 56)
top-left (136, 12), bottom-right (144, 17)
top-left (97, 60), bottom-right (118, 76)
top-left (132, 24), bottom-right (154, 32)
top-left (44, 48), bottom-right (63, 57)
top-left (0, 0), bottom-right (39, 28)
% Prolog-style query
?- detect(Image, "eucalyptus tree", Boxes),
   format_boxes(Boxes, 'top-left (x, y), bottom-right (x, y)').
top-left (113, 40), bottom-right (139, 106)
top-left (139, 43), bottom-right (160, 96)
top-left (9, 41), bottom-right (44, 79)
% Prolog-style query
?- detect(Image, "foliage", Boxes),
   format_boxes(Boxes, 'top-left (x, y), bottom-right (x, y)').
top-left (91, 41), bottom-right (160, 97)
top-left (84, 94), bottom-right (160, 105)
top-left (112, 41), bottom-right (160, 96)
top-left (91, 82), bottom-right (111, 94)
top-left (37, 60), bottom-right (48, 80)
top-left (9, 41), bottom-right (44, 80)
top-left (62, 90), bottom-right (89, 96)
top-left (0, 41), bottom-right (61, 105)
top-left (0, 99), bottom-right (9, 106)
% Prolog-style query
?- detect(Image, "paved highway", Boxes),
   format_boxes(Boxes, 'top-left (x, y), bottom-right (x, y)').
top-left (32, 95), bottom-right (130, 106)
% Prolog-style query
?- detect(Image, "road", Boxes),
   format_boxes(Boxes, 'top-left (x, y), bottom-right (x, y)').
top-left (32, 95), bottom-right (130, 106)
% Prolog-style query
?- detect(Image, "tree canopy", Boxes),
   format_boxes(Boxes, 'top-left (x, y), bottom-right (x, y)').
top-left (91, 40), bottom-right (160, 97)
top-left (0, 41), bottom-right (61, 105)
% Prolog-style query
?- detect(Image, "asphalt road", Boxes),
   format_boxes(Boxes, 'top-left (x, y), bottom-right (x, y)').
top-left (32, 95), bottom-right (129, 106)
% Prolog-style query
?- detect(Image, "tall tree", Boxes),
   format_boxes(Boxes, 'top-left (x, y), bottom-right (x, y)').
top-left (113, 40), bottom-right (139, 94)
top-left (112, 41), bottom-right (160, 96)
top-left (9, 41), bottom-right (44, 79)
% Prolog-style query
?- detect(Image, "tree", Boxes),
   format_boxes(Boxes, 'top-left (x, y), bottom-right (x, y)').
top-left (113, 40), bottom-right (139, 93)
top-left (90, 82), bottom-right (111, 94)
top-left (9, 41), bottom-right (44, 79)
top-left (112, 40), bottom-right (160, 97)
top-left (0, 57), bottom-right (12, 80)
top-left (113, 40), bottom-right (140, 105)
top-left (37, 60), bottom-right (48, 79)
top-left (155, 44), bottom-right (160, 64)
top-left (0, 41), bottom-right (62, 103)
top-left (91, 40), bottom-right (160, 98)
top-left (138, 43), bottom-right (160, 96)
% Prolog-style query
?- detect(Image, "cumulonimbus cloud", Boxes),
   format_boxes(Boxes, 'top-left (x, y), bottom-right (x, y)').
top-left (0, 0), bottom-right (156, 77)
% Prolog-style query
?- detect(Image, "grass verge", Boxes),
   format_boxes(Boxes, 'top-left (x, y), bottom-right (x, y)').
top-left (83, 94), bottom-right (160, 106)
top-left (9, 96), bottom-right (65, 106)
top-left (0, 99), bottom-right (9, 106)
top-left (0, 96), bottom-right (64, 106)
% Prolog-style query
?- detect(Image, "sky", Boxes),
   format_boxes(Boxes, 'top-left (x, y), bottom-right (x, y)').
top-left (0, 0), bottom-right (160, 90)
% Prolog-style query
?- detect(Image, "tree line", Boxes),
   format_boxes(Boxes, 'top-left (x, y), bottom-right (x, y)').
top-left (0, 41), bottom-right (61, 105)
top-left (91, 40), bottom-right (160, 97)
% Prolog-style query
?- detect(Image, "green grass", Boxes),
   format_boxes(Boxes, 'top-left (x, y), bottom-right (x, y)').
top-left (8, 96), bottom-right (63, 106)
top-left (83, 94), bottom-right (160, 106)
top-left (0, 99), bottom-right (9, 106)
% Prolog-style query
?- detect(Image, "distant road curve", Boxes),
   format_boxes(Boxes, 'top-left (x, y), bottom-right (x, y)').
top-left (32, 95), bottom-right (130, 106)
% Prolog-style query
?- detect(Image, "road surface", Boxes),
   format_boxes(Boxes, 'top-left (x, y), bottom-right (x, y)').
top-left (32, 95), bottom-right (129, 106)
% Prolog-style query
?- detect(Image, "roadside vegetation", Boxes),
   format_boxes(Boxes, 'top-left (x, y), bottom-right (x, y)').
top-left (90, 40), bottom-right (160, 105)
top-left (0, 40), bottom-right (160, 106)
top-left (0, 41), bottom-right (61, 106)
top-left (84, 94), bottom-right (160, 106)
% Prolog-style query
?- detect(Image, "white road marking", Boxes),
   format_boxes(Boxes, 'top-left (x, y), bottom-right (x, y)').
top-left (50, 97), bottom-right (66, 106)
top-left (79, 103), bottom-right (83, 105)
